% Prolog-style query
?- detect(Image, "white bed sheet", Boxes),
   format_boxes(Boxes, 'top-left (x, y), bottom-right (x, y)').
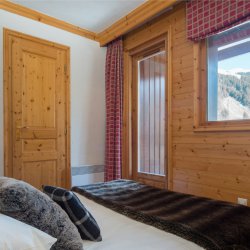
top-left (75, 193), bottom-right (204, 250)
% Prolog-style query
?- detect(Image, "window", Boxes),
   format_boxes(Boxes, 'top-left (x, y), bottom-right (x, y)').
top-left (130, 36), bottom-right (168, 187)
top-left (137, 50), bottom-right (166, 176)
top-left (195, 21), bottom-right (250, 130)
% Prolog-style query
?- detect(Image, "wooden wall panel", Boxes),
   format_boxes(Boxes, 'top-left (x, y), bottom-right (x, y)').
top-left (123, 2), bottom-right (250, 205)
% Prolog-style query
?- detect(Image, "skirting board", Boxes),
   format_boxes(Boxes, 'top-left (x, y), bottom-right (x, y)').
top-left (71, 165), bottom-right (104, 176)
top-left (71, 165), bottom-right (104, 187)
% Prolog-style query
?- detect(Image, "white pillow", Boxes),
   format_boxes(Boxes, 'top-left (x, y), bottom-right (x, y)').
top-left (0, 213), bottom-right (57, 250)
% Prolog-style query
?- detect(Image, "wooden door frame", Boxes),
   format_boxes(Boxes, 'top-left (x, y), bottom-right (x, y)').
top-left (3, 28), bottom-right (71, 188)
top-left (122, 28), bottom-right (173, 190)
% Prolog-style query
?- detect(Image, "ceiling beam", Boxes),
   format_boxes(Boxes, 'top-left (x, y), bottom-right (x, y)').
top-left (0, 0), bottom-right (97, 41)
top-left (97, 0), bottom-right (178, 46)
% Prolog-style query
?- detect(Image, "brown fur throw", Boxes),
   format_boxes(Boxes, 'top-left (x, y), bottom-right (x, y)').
top-left (73, 179), bottom-right (250, 250)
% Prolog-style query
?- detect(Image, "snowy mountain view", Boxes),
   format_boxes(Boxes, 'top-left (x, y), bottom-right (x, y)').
top-left (217, 68), bottom-right (250, 120)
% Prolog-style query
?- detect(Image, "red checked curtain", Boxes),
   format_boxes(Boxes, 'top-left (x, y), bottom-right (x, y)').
top-left (187, 0), bottom-right (250, 41)
top-left (105, 38), bottom-right (123, 182)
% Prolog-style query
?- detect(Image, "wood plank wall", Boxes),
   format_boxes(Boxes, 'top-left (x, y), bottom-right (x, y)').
top-left (123, 2), bottom-right (250, 204)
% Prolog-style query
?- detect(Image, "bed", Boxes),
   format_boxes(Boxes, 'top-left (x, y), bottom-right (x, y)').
top-left (73, 179), bottom-right (250, 250)
top-left (77, 193), bottom-right (203, 250)
top-left (1, 177), bottom-right (250, 250)
top-left (0, 196), bottom-right (202, 250)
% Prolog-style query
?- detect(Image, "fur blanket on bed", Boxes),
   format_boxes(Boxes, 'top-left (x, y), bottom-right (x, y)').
top-left (72, 179), bottom-right (250, 250)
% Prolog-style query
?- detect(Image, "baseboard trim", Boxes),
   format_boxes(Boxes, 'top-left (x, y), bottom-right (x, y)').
top-left (71, 165), bottom-right (104, 176)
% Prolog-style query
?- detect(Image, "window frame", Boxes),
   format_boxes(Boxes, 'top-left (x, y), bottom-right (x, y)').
top-left (194, 39), bottom-right (250, 132)
top-left (122, 31), bottom-right (173, 190)
top-left (136, 46), bottom-right (167, 177)
top-left (131, 37), bottom-right (167, 185)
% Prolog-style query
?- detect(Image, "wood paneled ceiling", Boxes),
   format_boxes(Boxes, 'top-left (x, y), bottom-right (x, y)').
top-left (0, 0), bottom-right (178, 46)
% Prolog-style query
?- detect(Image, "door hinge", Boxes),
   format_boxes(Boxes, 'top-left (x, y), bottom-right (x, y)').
top-left (64, 128), bottom-right (67, 136)
top-left (64, 64), bottom-right (67, 74)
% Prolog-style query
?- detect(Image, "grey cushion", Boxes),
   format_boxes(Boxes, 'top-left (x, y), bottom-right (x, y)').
top-left (0, 177), bottom-right (83, 250)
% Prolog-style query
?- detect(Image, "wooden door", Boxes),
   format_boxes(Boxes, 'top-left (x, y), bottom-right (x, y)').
top-left (4, 29), bottom-right (70, 189)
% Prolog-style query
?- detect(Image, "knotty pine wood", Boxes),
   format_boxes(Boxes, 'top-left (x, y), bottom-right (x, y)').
top-left (97, 0), bottom-right (178, 46)
top-left (0, 0), bottom-right (178, 45)
top-left (4, 29), bottom-right (71, 189)
top-left (123, 2), bottom-right (250, 205)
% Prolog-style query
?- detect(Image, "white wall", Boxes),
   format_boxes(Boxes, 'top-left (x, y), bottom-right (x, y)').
top-left (0, 10), bottom-right (106, 176)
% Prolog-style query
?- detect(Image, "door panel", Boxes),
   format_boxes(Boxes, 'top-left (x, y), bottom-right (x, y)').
top-left (22, 51), bottom-right (56, 128)
top-left (4, 29), bottom-right (70, 189)
top-left (22, 161), bottom-right (57, 188)
top-left (22, 139), bottom-right (56, 152)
